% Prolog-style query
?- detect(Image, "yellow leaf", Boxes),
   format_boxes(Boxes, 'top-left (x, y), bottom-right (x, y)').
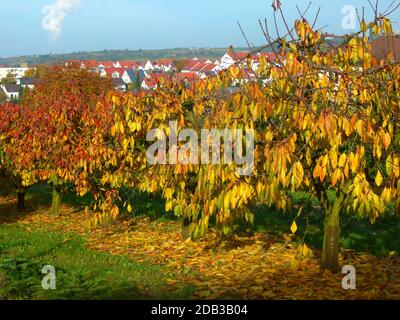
top-left (290, 256), bottom-right (299, 271)
top-left (329, 148), bottom-right (338, 169)
top-left (331, 169), bottom-right (341, 187)
top-left (361, 20), bottom-right (367, 33)
top-left (290, 220), bottom-right (298, 234)
top-left (338, 154), bottom-right (347, 168)
top-left (375, 170), bottom-right (383, 187)
top-left (166, 279), bottom-right (177, 285)
top-left (165, 200), bottom-right (173, 212)
top-left (382, 132), bottom-right (391, 151)
top-left (111, 125), bottom-right (116, 137)
top-left (301, 244), bottom-right (309, 256)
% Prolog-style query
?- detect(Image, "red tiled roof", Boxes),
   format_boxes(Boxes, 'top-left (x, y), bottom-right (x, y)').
top-left (150, 72), bottom-right (171, 82)
top-left (182, 59), bottom-right (210, 71)
top-left (65, 60), bottom-right (81, 66)
top-left (228, 51), bottom-right (250, 61)
top-left (104, 67), bottom-right (127, 78)
top-left (156, 59), bottom-right (174, 66)
top-left (174, 72), bottom-right (199, 82)
top-left (190, 62), bottom-right (209, 72)
top-left (81, 60), bottom-right (98, 68)
top-left (199, 63), bottom-right (218, 72)
top-left (254, 52), bottom-right (280, 62)
top-left (142, 77), bottom-right (158, 88)
top-left (120, 60), bottom-right (140, 68)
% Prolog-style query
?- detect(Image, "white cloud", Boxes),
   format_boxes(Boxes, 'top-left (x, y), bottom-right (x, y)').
top-left (41, 0), bottom-right (82, 42)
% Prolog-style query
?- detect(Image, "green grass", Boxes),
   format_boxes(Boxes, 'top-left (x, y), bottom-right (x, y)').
top-left (2, 181), bottom-right (399, 300)
top-left (0, 225), bottom-right (195, 300)
top-left (17, 183), bottom-right (400, 257)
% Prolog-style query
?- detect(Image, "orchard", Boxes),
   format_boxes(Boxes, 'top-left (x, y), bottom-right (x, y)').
top-left (0, 2), bottom-right (399, 300)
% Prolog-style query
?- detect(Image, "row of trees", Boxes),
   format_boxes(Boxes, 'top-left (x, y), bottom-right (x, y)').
top-left (1, 11), bottom-right (399, 272)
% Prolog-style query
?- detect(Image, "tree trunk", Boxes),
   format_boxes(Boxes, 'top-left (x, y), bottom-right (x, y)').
top-left (322, 194), bottom-right (343, 273)
top-left (181, 218), bottom-right (192, 240)
top-left (51, 187), bottom-right (61, 216)
top-left (17, 190), bottom-right (25, 210)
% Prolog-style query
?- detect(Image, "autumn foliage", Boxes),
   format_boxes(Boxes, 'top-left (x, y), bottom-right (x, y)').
top-left (0, 14), bottom-right (399, 273)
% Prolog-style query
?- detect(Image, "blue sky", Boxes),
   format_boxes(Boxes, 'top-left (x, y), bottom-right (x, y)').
top-left (0, 0), bottom-right (399, 57)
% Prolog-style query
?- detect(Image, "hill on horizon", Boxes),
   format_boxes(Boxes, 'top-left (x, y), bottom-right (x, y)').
top-left (0, 47), bottom-right (255, 67)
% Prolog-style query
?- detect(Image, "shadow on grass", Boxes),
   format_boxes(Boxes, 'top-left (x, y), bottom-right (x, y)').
top-left (0, 178), bottom-right (32, 224)
top-left (118, 188), bottom-right (176, 222)
top-left (26, 184), bottom-right (93, 209)
top-left (0, 182), bottom-right (94, 225)
top-left (2, 180), bottom-right (399, 258)
top-left (253, 203), bottom-right (400, 257)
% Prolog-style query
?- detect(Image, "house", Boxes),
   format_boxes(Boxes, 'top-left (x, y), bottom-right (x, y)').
top-left (122, 69), bottom-right (147, 84)
top-left (135, 61), bottom-right (147, 70)
top-left (140, 72), bottom-right (171, 90)
top-left (190, 62), bottom-right (208, 72)
top-left (141, 77), bottom-right (158, 90)
top-left (112, 78), bottom-right (127, 92)
top-left (17, 77), bottom-right (39, 89)
top-left (0, 67), bottom-right (31, 81)
top-left (155, 59), bottom-right (175, 72)
top-left (174, 72), bottom-right (199, 86)
top-left (181, 59), bottom-right (221, 79)
top-left (0, 84), bottom-right (21, 101)
top-left (181, 59), bottom-right (216, 72)
top-left (143, 60), bottom-right (157, 71)
top-left (101, 67), bottom-right (127, 79)
top-left (371, 34), bottom-right (400, 61)
top-left (65, 60), bottom-right (100, 70)
top-left (182, 59), bottom-right (201, 72)
top-left (120, 60), bottom-right (140, 69)
top-left (182, 59), bottom-right (211, 72)
top-left (195, 63), bottom-right (220, 78)
top-left (81, 60), bottom-right (98, 69)
top-left (219, 51), bottom-right (250, 69)
top-left (97, 61), bottom-right (117, 74)
top-left (65, 60), bottom-right (82, 68)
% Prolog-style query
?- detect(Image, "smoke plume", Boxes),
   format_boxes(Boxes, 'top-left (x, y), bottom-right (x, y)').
top-left (41, 0), bottom-right (82, 41)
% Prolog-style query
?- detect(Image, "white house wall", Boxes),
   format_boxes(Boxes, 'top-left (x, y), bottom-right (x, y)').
top-left (0, 68), bottom-right (32, 80)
